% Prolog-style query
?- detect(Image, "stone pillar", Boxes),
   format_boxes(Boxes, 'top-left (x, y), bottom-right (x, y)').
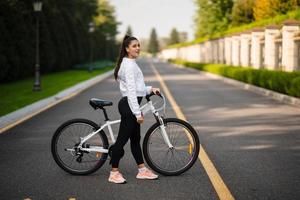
top-left (225, 37), bottom-right (232, 65)
top-left (176, 47), bottom-right (180, 60)
top-left (196, 44), bottom-right (202, 63)
top-left (178, 47), bottom-right (183, 60)
top-left (240, 31), bottom-right (252, 67)
top-left (264, 25), bottom-right (281, 70)
top-left (212, 39), bottom-right (219, 63)
top-left (161, 49), bottom-right (177, 60)
top-left (185, 45), bottom-right (191, 62)
top-left (186, 44), bottom-right (201, 63)
top-left (182, 47), bottom-right (186, 60)
top-left (295, 34), bottom-right (300, 71)
top-left (209, 40), bottom-right (214, 63)
top-left (182, 47), bottom-right (187, 60)
top-left (218, 38), bottom-right (225, 64)
top-left (185, 46), bottom-right (190, 62)
top-left (204, 41), bottom-right (213, 63)
top-left (184, 46), bottom-right (189, 61)
top-left (175, 48), bottom-right (180, 60)
top-left (211, 40), bottom-right (216, 63)
top-left (282, 20), bottom-right (300, 71)
top-left (251, 28), bottom-right (265, 69)
top-left (173, 48), bottom-right (179, 60)
top-left (200, 43), bottom-right (205, 63)
top-left (232, 34), bottom-right (241, 66)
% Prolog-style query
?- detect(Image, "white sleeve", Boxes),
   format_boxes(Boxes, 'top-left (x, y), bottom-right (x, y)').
top-left (124, 64), bottom-right (142, 118)
top-left (145, 86), bottom-right (152, 95)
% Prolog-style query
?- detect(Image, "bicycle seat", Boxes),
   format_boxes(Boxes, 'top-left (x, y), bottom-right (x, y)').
top-left (89, 98), bottom-right (113, 109)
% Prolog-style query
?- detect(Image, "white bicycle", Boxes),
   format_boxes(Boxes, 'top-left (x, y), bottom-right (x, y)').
top-left (51, 92), bottom-right (200, 176)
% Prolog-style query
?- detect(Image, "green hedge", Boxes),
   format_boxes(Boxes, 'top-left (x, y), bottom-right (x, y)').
top-left (169, 59), bottom-right (300, 98)
top-left (73, 60), bottom-right (115, 70)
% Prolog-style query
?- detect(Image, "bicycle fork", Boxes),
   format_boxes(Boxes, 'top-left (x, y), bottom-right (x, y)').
top-left (157, 115), bottom-right (174, 149)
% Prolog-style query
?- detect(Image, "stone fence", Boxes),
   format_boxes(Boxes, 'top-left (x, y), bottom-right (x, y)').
top-left (160, 20), bottom-right (300, 72)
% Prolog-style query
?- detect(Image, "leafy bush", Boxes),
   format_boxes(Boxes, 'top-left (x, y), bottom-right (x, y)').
top-left (73, 60), bottom-right (115, 70)
top-left (289, 77), bottom-right (300, 97)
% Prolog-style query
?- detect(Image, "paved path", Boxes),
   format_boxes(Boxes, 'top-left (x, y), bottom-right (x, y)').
top-left (0, 58), bottom-right (299, 200)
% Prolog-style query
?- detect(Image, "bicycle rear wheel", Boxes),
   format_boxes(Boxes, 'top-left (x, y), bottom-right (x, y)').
top-left (143, 118), bottom-right (200, 176)
top-left (51, 119), bottom-right (109, 175)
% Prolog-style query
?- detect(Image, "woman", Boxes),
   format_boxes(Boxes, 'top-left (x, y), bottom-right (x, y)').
top-left (109, 35), bottom-right (160, 184)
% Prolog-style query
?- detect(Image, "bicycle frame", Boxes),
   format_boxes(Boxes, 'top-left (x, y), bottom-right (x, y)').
top-left (74, 95), bottom-right (174, 154)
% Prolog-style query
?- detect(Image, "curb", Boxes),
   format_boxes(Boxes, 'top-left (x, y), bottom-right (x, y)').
top-left (170, 63), bottom-right (300, 107)
top-left (0, 70), bottom-right (114, 134)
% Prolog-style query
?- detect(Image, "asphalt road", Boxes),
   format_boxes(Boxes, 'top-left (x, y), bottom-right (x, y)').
top-left (0, 58), bottom-right (299, 200)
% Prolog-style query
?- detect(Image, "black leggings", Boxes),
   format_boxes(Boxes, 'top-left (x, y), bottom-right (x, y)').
top-left (110, 96), bottom-right (144, 168)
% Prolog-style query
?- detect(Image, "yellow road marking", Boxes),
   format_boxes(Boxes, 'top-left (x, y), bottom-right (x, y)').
top-left (188, 143), bottom-right (193, 154)
top-left (150, 61), bottom-right (235, 200)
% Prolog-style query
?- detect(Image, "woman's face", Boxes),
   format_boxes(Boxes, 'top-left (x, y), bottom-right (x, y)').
top-left (126, 40), bottom-right (140, 59)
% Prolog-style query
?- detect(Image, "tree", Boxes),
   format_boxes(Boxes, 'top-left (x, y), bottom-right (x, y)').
top-left (94, 0), bottom-right (119, 60)
top-left (0, 0), bottom-right (119, 82)
top-left (253, 0), bottom-right (277, 20)
top-left (193, 0), bottom-right (234, 38)
top-left (231, 0), bottom-right (255, 26)
top-left (94, 0), bottom-right (118, 39)
top-left (148, 28), bottom-right (160, 55)
top-left (253, 0), bottom-right (298, 20)
top-left (168, 28), bottom-right (180, 45)
top-left (274, 0), bottom-right (298, 14)
top-left (125, 26), bottom-right (133, 36)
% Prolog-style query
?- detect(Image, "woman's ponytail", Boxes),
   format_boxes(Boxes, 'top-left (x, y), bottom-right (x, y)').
top-left (114, 35), bottom-right (138, 80)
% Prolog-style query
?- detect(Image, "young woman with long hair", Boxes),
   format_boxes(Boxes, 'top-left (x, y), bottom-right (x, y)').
top-left (108, 35), bottom-right (160, 184)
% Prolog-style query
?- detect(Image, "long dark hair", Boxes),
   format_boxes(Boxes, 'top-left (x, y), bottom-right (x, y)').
top-left (114, 35), bottom-right (138, 80)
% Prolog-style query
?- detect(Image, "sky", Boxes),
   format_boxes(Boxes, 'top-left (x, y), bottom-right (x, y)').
top-left (109, 0), bottom-right (196, 41)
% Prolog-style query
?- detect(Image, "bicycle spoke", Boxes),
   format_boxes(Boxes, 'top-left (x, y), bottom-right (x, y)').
top-left (163, 150), bottom-right (172, 170)
top-left (173, 149), bottom-right (189, 167)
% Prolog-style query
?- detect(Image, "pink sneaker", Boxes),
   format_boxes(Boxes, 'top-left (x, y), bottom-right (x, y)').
top-left (108, 171), bottom-right (126, 184)
top-left (136, 168), bottom-right (159, 180)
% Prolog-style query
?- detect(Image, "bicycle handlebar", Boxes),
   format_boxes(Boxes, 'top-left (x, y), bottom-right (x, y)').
top-left (145, 91), bottom-right (162, 101)
top-left (145, 91), bottom-right (166, 113)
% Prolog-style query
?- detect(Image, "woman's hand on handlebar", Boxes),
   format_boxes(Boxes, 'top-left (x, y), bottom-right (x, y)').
top-left (145, 87), bottom-right (162, 102)
top-left (151, 87), bottom-right (160, 95)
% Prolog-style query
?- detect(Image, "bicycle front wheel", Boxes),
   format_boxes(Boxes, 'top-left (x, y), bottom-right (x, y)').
top-left (143, 118), bottom-right (200, 176)
top-left (51, 119), bottom-right (109, 175)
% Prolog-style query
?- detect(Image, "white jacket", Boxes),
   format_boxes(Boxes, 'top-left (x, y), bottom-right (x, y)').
top-left (118, 57), bottom-right (152, 117)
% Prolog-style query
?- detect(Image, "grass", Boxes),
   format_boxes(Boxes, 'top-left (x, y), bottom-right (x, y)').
top-left (0, 65), bottom-right (113, 117)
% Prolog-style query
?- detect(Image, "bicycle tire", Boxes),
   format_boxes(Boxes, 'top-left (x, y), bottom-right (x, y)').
top-left (143, 118), bottom-right (200, 176)
top-left (51, 119), bottom-right (109, 175)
